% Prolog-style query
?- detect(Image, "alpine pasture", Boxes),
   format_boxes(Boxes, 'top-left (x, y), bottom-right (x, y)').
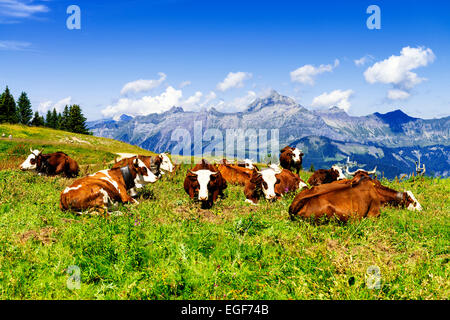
top-left (0, 124), bottom-right (448, 299)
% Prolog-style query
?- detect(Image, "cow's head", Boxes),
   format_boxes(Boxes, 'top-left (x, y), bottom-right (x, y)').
top-left (281, 146), bottom-right (303, 163)
top-left (187, 169), bottom-right (219, 201)
top-left (291, 148), bottom-right (304, 163)
top-left (404, 190), bottom-right (423, 211)
top-left (331, 165), bottom-right (346, 180)
top-left (159, 153), bottom-right (174, 173)
top-left (132, 158), bottom-right (158, 187)
top-left (251, 166), bottom-right (281, 200)
top-left (20, 149), bottom-right (42, 171)
top-left (244, 159), bottom-right (255, 170)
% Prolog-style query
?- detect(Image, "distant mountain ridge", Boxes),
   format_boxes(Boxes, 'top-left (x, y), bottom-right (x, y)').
top-left (88, 90), bottom-right (450, 178)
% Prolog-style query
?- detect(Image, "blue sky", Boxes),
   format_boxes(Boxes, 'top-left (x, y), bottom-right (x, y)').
top-left (1, 0), bottom-right (449, 120)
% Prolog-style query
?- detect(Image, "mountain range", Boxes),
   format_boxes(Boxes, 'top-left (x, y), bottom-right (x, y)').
top-left (88, 90), bottom-right (450, 178)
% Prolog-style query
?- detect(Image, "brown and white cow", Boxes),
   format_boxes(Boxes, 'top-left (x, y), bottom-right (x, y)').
top-left (307, 165), bottom-right (346, 186)
top-left (216, 162), bottom-right (253, 186)
top-left (273, 165), bottom-right (308, 196)
top-left (60, 158), bottom-right (158, 212)
top-left (345, 170), bottom-right (422, 211)
top-left (20, 149), bottom-right (79, 178)
top-left (113, 153), bottom-right (174, 196)
top-left (184, 159), bottom-right (227, 208)
top-left (289, 174), bottom-right (382, 222)
top-left (244, 165), bottom-right (288, 205)
top-left (280, 146), bottom-right (304, 174)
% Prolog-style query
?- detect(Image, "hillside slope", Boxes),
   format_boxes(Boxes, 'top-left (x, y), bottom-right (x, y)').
top-left (0, 124), bottom-right (155, 170)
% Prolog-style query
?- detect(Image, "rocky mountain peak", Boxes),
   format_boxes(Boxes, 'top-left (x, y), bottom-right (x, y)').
top-left (246, 89), bottom-right (298, 112)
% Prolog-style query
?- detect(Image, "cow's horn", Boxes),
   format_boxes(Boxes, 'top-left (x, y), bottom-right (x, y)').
top-left (367, 167), bottom-right (377, 174)
top-left (346, 167), bottom-right (357, 176)
top-left (188, 169), bottom-right (198, 175)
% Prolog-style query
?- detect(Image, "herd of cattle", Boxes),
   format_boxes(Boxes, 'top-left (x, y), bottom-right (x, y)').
top-left (19, 146), bottom-right (422, 221)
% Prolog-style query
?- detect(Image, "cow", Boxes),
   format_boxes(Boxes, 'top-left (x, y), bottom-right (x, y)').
top-left (60, 158), bottom-right (158, 213)
top-left (289, 174), bottom-right (382, 222)
top-left (216, 162), bottom-right (253, 186)
top-left (244, 165), bottom-right (298, 205)
top-left (184, 159), bottom-right (227, 209)
top-left (346, 170), bottom-right (422, 211)
top-left (279, 146), bottom-right (304, 174)
top-left (307, 165), bottom-right (346, 186)
top-left (112, 153), bottom-right (174, 196)
top-left (273, 165), bottom-right (308, 196)
top-left (20, 149), bottom-right (79, 178)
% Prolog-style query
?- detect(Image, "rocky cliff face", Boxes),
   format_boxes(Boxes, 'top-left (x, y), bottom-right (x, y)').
top-left (88, 90), bottom-right (450, 178)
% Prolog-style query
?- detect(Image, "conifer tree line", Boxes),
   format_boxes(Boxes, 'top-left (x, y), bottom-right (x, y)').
top-left (0, 86), bottom-right (91, 135)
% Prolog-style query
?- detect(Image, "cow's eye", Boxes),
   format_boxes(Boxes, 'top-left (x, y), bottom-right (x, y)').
top-left (30, 158), bottom-right (36, 164)
top-left (276, 178), bottom-right (281, 184)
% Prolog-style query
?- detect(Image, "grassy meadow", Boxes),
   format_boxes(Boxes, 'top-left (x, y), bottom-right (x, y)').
top-left (0, 125), bottom-right (449, 299)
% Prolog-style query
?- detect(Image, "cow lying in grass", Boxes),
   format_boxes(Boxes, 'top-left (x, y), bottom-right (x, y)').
top-left (60, 158), bottom-right (158, 213)
top-left (184, 159), bottom-right (227, 209)
top-left (289, 171), bottom-right (422, 222)
top-left (20, 149), bottom-right (79, 178)
top-left (112, 153), bottom-right (174, 196)
top-left (216, 162), bottom-right (253, 186)
top-left (307, 165), bottom-right (346, 186)
top-left (244, 165), bottom-right (307, 205)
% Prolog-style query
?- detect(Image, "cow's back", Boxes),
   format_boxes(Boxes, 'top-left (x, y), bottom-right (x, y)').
top-left (290, 178), bottom-right (380, 221)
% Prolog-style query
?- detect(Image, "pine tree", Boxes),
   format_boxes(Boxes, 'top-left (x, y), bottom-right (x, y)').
top-left (45, 110), bottom-right (52, 127)
top-left (67, 104), bottom-right (90, 134)
top-left (0, 86), bottom-right (18, 124)
top-left (17, 92), bottom-right (33, 125)
top-left (45, 108), bottom-right (59, 129)
top-left (57, 112), bottom-right (62, 129)
top-left (60, 105), bottom-right (70, 131)
top-left (52, 109), bottom-right (59, 129)
top-left (309, 164), bottom-right (315, 172)
top-left (31, 111), bottom-right (45, 127)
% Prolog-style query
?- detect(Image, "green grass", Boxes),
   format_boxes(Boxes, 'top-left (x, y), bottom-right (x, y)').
top-left (0, 125), bottom-right (449, 299)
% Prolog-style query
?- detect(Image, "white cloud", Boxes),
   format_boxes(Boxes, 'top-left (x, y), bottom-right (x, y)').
top-left (311, 89), bottom-right (354, 112)
top-left (0, 0), bottom-right (49, 22)
top-left (181, 91), bottom-right (203, 110)
top-left (0, 40), bottom-right (31, 50)
top-left (354, 55), bottom-right (374, 67)
top-left (102, 86), bottom-right (182, 118)
top-left (387, 89), bottom-right (410, 100)
top-left (290, 59), bottom-right (339, 85)
top-left (179, 80), bottom-right (191, 88)
top-left (217, 72), bottom-right (252, 92)
top-left (38, 97), bottom-right (72, 113)
top-left (364, 46), bottom-right (435, 90)
top-left (120, 72), bottom-right (167, 95)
